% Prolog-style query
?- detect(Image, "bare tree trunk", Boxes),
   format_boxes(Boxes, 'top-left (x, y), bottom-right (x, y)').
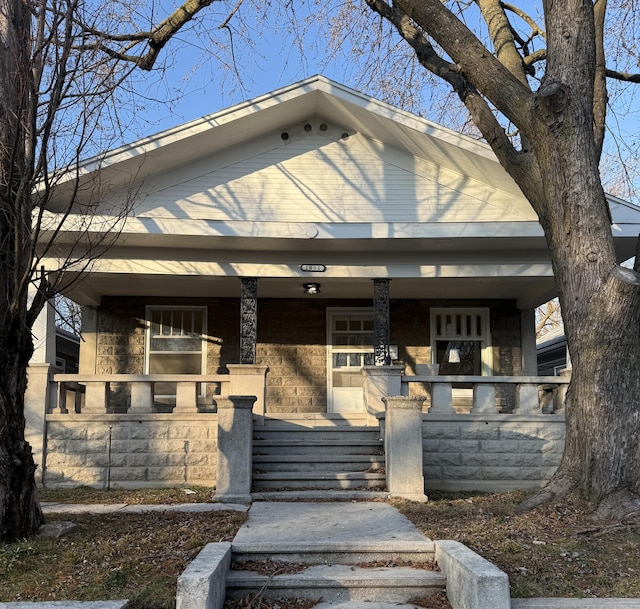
top-left (0, 0), bottom-right (45, 541)
top-left (519, 2), bottom-right (640, 513)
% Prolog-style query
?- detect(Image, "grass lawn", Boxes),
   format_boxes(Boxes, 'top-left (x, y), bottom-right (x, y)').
top-left (1, 487), bottom-right (638, 608)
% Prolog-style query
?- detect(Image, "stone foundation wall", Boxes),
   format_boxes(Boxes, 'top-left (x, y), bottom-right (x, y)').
top-left (422, 414), bottom-right (565, 492)
top-left (43, 415), bottom-right (218, 488)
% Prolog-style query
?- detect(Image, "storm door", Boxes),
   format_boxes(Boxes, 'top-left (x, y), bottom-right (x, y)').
top-left (327, 309), bottom-right (374, 413)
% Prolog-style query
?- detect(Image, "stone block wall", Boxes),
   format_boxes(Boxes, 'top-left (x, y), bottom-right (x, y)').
top-left (258, 299), bottom-right (330, 413)
top-left (422, 414), bottom-right (565, 492)
top-left (44, 414), bottom-right (218, 488)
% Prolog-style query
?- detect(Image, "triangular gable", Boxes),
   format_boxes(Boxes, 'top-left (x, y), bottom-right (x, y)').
top-left (126, 118), bottom-right (537, 225)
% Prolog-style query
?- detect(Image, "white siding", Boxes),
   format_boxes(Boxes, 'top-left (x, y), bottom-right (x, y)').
top-left (132, 130), bottom-right (537, 224)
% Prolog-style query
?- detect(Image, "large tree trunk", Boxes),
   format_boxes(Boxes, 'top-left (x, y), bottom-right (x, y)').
top-left (0, 0), bottom-right (45, 541)
top-left (518, 2), bottom-right (640, 515)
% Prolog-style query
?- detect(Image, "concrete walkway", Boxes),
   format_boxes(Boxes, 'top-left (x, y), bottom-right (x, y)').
top-left (233, 501), bottom-right (429, 545)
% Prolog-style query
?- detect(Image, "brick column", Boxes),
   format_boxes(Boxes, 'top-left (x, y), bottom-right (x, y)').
top-left (382, 396), bottom-right (427, 502)
top-left (214, 395), bottom-right (256, 504)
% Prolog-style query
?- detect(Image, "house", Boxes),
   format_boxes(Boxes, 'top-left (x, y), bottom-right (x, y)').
top-left (27, 76), bottom-right (640, 497)
top-left (536, 326), bottom-right (569, 376)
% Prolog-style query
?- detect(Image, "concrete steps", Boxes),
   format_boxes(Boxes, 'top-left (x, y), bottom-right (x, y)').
top-left (225, 564), bottom-right (445, 603)
top-left (252, 425), bottom-right (386, 492)
top-left (231, 540), bottom-right (437, 564)
top-left (227, 540), bottom-right (444, 604)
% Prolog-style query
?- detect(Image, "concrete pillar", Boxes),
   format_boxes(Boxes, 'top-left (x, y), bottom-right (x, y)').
top-left (214, 395), bottom-right (256, 504)
top-left (362, 365), bottom-right (404, 425)
top-left (520, 309), bottom-right (537, 375)
top-left (24, 363), bottom-right (53, 486)
top-left (227, 364), bottom-right (269, 419)
top-left (79, 306), bottom-right (98, 374)
top-left (31, 300), bottom-right (57, 365)
top-left (28, 297), bottom-right (57, 487)
top-left (382, 396), bottom-right (427, 502)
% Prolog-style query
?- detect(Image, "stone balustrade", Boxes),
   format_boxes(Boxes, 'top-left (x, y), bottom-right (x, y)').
top-left (401, 374), bottom-right (571, 415)
top-left (51, 374), bottom-right (232, 415)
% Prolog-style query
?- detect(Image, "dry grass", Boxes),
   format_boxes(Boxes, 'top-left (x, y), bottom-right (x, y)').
top-left (396, 490), bottom-right (640, 598)
top-left (0, 507), bottom-right (246, 609)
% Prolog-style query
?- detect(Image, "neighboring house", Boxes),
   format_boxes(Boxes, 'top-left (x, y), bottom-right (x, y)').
top-left (536, 326), bottom-right (569, 376)
top-left (27, 76), bottom-right (640, 495)
top-left (55, 327), bottom-right (80, 373)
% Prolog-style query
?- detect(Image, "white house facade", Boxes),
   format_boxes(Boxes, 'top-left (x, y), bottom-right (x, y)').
top-left (26, 76), bottom-right (640, 498)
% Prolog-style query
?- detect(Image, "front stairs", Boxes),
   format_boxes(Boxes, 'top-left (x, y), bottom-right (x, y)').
top-left (227, 539), bottom-right (444, 605)
top-left (252, 416), bottom-right (387, 496)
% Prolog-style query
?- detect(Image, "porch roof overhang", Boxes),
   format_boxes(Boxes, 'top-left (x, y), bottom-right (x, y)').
top-left (50, 219), bottom-right (559, 309)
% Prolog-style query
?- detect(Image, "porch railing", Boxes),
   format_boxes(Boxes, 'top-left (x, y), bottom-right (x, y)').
top-left (51, 374), bottom-right (231, 415)
top-left (401, 374), bottom-right (571, 415)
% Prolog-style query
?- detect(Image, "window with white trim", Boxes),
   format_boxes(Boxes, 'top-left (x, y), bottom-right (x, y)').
top-left (145, 306), bottom-right (206, 396)
top-left (430, 308), bottom-right (491, 375)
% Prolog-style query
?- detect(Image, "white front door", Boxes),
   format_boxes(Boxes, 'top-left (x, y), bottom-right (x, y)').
top-left (327, 309), bottom-right (374, 413)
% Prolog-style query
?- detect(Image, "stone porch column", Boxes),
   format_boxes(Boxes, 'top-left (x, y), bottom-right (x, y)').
top-left (227, 364), bottom-right (269, 419)
top-left (362, 364), bottom-right (404, 425)
top-left (240, 278), bottom-right (258, 365)
top-left (214, 395), bottom-right (256, 504)
top-left (382, 396), bottom-right (427, 502)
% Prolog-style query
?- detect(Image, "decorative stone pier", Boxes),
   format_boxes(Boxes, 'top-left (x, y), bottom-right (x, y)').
top-left (214, 395), bottom-right (256, 504)
top-left (382, 396), bottom-right (428, 502)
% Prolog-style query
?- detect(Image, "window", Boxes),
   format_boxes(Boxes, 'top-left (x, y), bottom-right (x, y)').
top-left (330, 311), bottom-right (374, 389)
top-left (145, 306), bottom-right (206, 396)
top-left (430, 308), bottom-right (491, 375)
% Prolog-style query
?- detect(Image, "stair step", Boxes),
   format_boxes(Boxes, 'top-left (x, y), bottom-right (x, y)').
top-left (232, 540), bottom-right (436, 564)
top-left (254, 427), bottom-right (379, 437)
top-left (251, 490), bottom-right (390, 501)
top-left (226, 565), bottom-right (445, 602)
top-left (253, 441), bottom-right (383, 457)
top-left (258, 414), bottom-right (370, 428)
top-left (254, 455), bottom-right (384, 473)
top-left (252, 472), bottom-right (386, 491)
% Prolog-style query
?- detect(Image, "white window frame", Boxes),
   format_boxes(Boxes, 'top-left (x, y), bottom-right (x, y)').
top-left (144, 305), bottom-right (207, 377)
top-left (429, 307), bottom-right (492, 375)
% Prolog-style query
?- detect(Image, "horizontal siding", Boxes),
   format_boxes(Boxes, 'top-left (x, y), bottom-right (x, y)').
top-left (135, 133), bottom-right (537, 223)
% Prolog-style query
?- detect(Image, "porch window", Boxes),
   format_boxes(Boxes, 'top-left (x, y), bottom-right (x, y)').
top-left (145, 306), bottom-right (206, 397)
top-left (430, 308), bottom-right (491, 375)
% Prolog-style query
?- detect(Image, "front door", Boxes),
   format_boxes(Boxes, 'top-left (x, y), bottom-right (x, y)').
top-left (327, 309), bottom-right (374, 413)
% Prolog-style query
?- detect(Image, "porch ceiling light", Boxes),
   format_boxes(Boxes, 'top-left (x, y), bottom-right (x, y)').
top-left (303, 282), bottom-right (321, 295)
